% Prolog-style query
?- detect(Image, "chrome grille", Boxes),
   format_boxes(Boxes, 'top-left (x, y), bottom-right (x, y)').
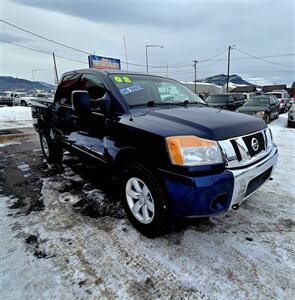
top-left (219, 128), bottom-right (273, 168)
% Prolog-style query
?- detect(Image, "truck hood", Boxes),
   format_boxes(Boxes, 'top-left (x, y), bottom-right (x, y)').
top-left (130, 106), bottom-right (266, 140)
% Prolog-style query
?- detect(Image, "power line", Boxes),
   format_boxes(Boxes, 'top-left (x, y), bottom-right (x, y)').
top-left (0, 19), bottom-right (91, 55)
top-left (0, 39), bottom-right (88, 65)
top-left (234, 47), bottom-right (294, 68)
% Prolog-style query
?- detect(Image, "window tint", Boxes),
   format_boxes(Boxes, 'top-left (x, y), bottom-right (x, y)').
top-left (270, 96), bottom-right (276, 104)
top-left (56, 73), bottom-right (80, 105)
top-left (79, 73), bottom-right (107, 112)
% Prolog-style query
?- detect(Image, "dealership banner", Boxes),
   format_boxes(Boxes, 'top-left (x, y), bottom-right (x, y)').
top-left (88, 55), bottom-right (121, 70)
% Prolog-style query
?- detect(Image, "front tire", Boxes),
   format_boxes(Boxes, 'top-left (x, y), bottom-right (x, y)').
top-left (40, 132), bottom-right (63, 164)
top-left (265, 113), bottom-right (270, 124)
top-left (122, 162), bottom-right (171, 237)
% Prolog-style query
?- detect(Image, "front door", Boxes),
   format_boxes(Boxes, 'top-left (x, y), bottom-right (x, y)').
top-left (68, 73), bottom-right (108, 162)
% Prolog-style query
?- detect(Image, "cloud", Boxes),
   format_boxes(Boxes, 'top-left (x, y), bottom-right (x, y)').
top-left (1, 0), bottom-right (294, 85)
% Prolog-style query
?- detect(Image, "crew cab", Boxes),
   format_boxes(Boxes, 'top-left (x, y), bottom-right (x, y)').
top-left (31, 69), bottom-right (278, 236)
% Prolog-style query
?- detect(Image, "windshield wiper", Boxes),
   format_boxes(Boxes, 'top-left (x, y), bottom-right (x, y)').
top-left (178, 99), bottom-right (208, 106)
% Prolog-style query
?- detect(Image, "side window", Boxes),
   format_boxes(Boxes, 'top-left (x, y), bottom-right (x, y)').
top-left (270, 97), bottom-right (276, 104)
top-left (15, 94), bottom-right (19, 98)
top-left (79, 74), bottom-right (107, 113)
top-left (55, 73), bottom-right (80, 106)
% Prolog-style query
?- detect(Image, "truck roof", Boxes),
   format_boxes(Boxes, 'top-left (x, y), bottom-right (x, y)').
top-left (61, 68), bottom-right (168, 80)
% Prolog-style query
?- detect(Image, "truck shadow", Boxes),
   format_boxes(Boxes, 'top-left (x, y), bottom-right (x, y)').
top-left (55, 154), bottom-right (217, 234)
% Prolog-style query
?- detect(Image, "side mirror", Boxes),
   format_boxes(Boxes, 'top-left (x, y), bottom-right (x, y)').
top-left (72, 90), bottom-right (90, 115)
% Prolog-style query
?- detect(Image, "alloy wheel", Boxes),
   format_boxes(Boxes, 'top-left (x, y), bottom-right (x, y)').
top-left (125, 177), bottom-right (155, 224)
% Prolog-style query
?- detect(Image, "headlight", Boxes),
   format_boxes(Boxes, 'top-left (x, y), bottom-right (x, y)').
top-left (255, 111), bottom-right (265, 117)
top-left (166, 136), bottom-right (223, 166)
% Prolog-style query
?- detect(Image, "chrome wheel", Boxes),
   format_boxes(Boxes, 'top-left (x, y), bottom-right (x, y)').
top-left (41, 135), bottom-right (49, 157)
top-left (125, 177), bottom-right (155, 224)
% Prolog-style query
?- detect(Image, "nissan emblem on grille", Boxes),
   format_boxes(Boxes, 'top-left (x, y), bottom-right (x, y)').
top-left (251, 137), bottom-right (259, 151)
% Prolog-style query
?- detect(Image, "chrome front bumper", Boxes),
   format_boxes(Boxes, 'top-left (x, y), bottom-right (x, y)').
top-left (228, 145), bottom-right (278, 208)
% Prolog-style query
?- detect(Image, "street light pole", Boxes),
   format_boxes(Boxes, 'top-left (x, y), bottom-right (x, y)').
top-left (146, 46), bottom-right (149, 73)
top-left (193, 60), bottom-right (198, 94)
top-left (145, 44), bottom-right (164, 73)
top-left (226, 45), bottom-right (235, 93)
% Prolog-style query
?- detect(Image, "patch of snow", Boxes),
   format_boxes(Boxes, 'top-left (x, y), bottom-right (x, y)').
top-left (0, 107), bottom-right (32, 129)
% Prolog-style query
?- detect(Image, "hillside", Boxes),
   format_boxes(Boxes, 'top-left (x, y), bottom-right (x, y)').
top-left (199, 74), bottom-right (255, 87)
top-left (0, 76), bottom-right (54, 92)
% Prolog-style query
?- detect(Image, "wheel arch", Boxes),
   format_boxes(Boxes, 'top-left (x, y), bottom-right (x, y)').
top-left (114, 147), bottom-right (157, 170)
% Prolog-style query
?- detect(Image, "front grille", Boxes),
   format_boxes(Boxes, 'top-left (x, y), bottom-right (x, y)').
top-left (219, 128), bottom-right (273, 168)
top-left (243, 132), bottom-right (265, 157)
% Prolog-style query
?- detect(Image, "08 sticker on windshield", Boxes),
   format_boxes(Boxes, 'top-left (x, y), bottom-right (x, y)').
top-left (114, 76), bottom-right (132, 83)
top-left (120, 85), bottom-right (143, 95)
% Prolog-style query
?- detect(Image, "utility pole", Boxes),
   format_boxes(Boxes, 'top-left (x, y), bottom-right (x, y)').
top-left (124, 35), bottom-right (129, 71)
top-left (226, 45), bottom-right (235, 93)
top-left (193, 60), bottom-right (198, 94)
top-left (166, 62), bottom-right (168, 77)
top-left (53, 52), bottom-right (59, 84)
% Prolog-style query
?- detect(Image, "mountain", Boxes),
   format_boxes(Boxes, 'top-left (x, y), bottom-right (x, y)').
top-left (198, 74), bottom-right (256, 87)
top-left (0, 76), bottom-right (54, 92)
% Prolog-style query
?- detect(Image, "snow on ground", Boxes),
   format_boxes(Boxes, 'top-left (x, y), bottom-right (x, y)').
top-left (0, 107), bottom-right (32, 129)
top-left (0, 113), bottom-right (294, 299)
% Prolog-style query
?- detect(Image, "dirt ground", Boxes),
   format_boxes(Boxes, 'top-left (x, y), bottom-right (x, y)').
top-left (0, 115), bottom-right (294, 299)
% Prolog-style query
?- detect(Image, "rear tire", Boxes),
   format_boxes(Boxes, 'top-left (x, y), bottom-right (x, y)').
top-left (121, 162), bottom-right (171, 237)
top-left (40, 132), bottom-right (63, 164)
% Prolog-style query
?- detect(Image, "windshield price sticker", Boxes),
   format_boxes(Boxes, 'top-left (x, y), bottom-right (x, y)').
top-left (120, 85), bottom-right (143, 95)
top-left (114, 76), bottom-right (132, 83)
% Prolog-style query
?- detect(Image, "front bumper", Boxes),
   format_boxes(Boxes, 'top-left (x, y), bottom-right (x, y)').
top-left (160, 145), bottom-right (278, 217)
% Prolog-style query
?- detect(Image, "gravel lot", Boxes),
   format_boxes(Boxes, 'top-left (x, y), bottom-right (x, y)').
top-left (0, 113), bottom-right (294, 299)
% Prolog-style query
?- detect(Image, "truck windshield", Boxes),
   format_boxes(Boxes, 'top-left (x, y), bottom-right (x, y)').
top-left (109, 74), bottom-right (205, 107)
top-left (206, 95), bottom-right (229, 104)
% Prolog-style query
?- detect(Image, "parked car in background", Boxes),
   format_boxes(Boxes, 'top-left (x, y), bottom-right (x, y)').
top-left (31, 69), bottom-right (278, 235)
top-left (0, 91), bottom-right (13, 106)
top-left (9, 92), bottom-right (36, 106)
top-left (236, 95), bottom-right (280, 123)
top-left (206, 93), bottom-right (246, 110)
top-left (266, 90), bottom-right (291, 113)
top-left (288, 103), bottom-right (295, 128)
top-left (35, 92), bottom-right (54, 100)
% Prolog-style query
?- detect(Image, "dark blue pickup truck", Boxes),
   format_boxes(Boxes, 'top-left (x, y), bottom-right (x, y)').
top-left (32, 69), bottom-right (278, 235)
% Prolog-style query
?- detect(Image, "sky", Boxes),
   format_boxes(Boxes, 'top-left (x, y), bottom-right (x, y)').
top-left (0, 0), bottom-right (294, 86)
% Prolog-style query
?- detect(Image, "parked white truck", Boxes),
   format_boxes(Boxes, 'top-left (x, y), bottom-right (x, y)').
top-left (7, 92), bottom-right (36, 106)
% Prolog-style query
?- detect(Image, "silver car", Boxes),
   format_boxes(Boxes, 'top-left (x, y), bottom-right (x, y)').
top-left (288, 103), bottom-right (295, 128)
